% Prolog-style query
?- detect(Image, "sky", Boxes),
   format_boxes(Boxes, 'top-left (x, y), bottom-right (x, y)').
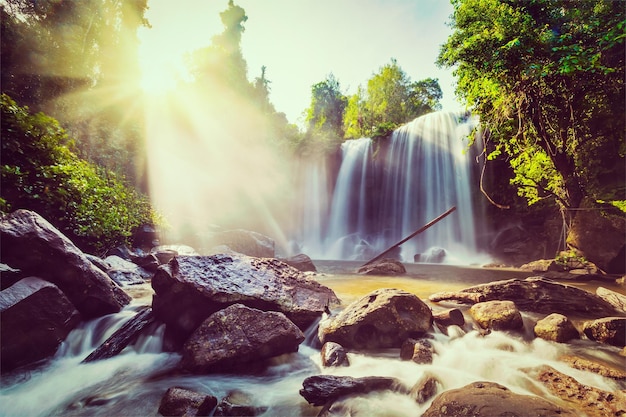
top-left (138, 0), bottom-right (464, 127)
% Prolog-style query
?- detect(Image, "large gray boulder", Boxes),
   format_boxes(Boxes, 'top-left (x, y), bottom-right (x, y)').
top-left (152, 254), bottom-right (338, 342)
top-left (0, 277), bottom-right (81, 372)
top-left (180, 304), bottom-right (304, 373)
top-left (421, 381), bottom-right (576, 417)
top-left (319, 288), bottom-right (432, 350)
top-left (0, 210), bottom-right (131, 317)
top-left (429, 276), bottom-right (620, 317)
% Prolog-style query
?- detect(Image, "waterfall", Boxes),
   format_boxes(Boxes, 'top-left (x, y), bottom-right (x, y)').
top-left (296, 111), bottom-right (487, 264)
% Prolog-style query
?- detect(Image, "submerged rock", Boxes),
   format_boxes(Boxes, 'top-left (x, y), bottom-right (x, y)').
top-left (400, 338), bottom-right (435, 364)
top-left (320, 341), bottom-right (350, 367)
top-left (469, 300), bottom-right (524, 331)
top-left (357, 259), bottom-right (406, 275)
top-left (421, 381), bottom-right (576, 417)
top-left (319, 288), bottom-right (432, 350)
top-left (180, 304), bottom-right (304, 373)
top-left (409, 373), bottom-right (441, 404)
top-left (429, 276), bottom-right (620, 317)
top-left (152, 254), bottom-right (338, 343)
top-left (0, 277), bottom-right (81, 372)
top-left (534, 313), bottom-right (579, 343)
top-left (158, 387), bottom-right (217, 417)
top-left (299, 375), bottom-right (408, 406)
top-left (0, 209), bottom-right (130, 317)
top-left (214, 390), bottom-right (267, 417)
top-left (583, 317), bottom-right (626, 347)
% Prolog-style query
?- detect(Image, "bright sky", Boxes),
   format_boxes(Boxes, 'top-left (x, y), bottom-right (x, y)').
top-left (138, 0), bottom-right (464, 127)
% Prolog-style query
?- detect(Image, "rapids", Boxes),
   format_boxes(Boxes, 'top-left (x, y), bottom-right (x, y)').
top-left (1, 263), bottom-right (624, 417)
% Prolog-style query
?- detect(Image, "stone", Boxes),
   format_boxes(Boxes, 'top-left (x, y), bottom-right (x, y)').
top-left (281, 253), bottom-right (317, 272)
top-left (534, 313), bottom-right (579, 343)
top-left (321, 341), bottom-right (350, 367)
top-left (180, 304), bottom-right (304, 373)
top-left (527, 365), bottom-right (626, 417)
top-left (357, 259), bottom-right (406, 275)
top-left (596, 286), bottom-right (626, 314)
top-left (560, 355), bottom-right (626, 380)
top-left (582, 317), bottom-right (626, 347)
top-left (104, 255), bottom-right (150, 285)
top-left (157, 387), bottom-right (217, 417)
top-left (432, 308), bottom-right (465, 328)
top-left (430, 277), bottom-right (620, 317)
top-left (205, 229), bottom-right (275, 258)
top-left (469, 300), bottom-right (524, 331)
top-left (152, 254), bottom-right (338, 343)
top-left (400, 338), bottom-right (434, 364)
top-left (0, 210), bottom-right (130, 317)
top-left (299, 375), bottom-right (408, 406)
top-left (0, 277), bottom-right (81, 372)
top-left (421, 381), bottom-right (576, 417)
top-left (213, 390), bottom-right (267, 416)
top-left (409, 373), bottom-right (441, 404)
top-left (520, 259), bottom-right (565, 272)
top-left (0, 262), bottom-right (22, 290)
top-left (319, 288), bottom-right (432, 350)
top-left (567, 198), bottom-right (626, 274)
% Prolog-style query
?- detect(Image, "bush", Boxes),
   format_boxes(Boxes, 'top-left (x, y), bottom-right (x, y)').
top-left (1, 94), bottom-right (159, 254)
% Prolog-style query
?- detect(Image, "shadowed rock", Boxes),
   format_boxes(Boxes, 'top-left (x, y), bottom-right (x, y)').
top-left (299, 375), bottom-right (408, 406)
top-left (321, 341), bottom-right (350, 367)
top-left (158, 387), bottom-right (217, 417)
top-left (583, 317), bottom-right (626, 347)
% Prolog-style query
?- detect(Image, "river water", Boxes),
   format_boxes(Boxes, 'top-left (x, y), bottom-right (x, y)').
top-left (1, 263), bottom-right (624, 417)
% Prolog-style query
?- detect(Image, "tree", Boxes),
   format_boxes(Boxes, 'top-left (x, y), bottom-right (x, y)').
top-left (438, 0), bottom-right (625, 209)
top-left (305, 73), bottom-right (347, 138)
top-left (343, 59), bottom-right (443, 138)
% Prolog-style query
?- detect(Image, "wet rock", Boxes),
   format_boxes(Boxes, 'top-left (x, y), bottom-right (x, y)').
top-left (409, 373), bottom-right (441, 404)
top-left (321, 341), bottom-right (350, 367)
top-left (432, 308), bottom-right (465, 328)
top-left (596, 287), bottom-right (626, 314)
top-left (152, 244), bottom-right (199, 256)
top-left (299, 375), bottom-right (408, 406)
top-left (133, 253), bottom-right (160, 272)
top-left (152, 254), bottom-right (338, 343)
top-left (582, 317), bottom-right (626, 347)
top-left (0, 263), bottom-right (21, 290)
top-left (560, 355), bottom-right (626, 380)
top-left (527, 365), bottom-right (626, 417)
top-left (0, 277), bottom-right (81, 372)
top-left (469, 300), bottom-right (523, 331)
top-left (357, 259), bottom-right (406, 276)
top-left (533, 313), bottom-right (579, 343)
top-left (281, 253), bottom-right (317, 272)
top-left (205, 229), bottom-right (275, 258)
top-left (158, 387), bottom-right (217, 417)
top-left (84, 254), bottom-right (110, 273)
top-left (429, 277), bottom-right (620, 317)
top-left (319, 288), bottom-right (432, 350)
top-left (421, 381), bottom-right (576, 417)
top-left (0, 209), bottom-right (130, 317)
top-left (180, 304), bottom-right (304, 373)
top-left (153, 249), bottom-right (178, 265)
top-left (400, 338), bottom-right (434, 364)
top-left (104, 255), bottom-right (150, 285)
top-left (214, 390), bottom-right (267, 416)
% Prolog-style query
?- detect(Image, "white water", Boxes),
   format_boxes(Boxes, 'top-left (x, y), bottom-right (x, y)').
top-left (1, 273), bottom-right (624, 417)
top-left (296, 112), bottom-right (490, 264)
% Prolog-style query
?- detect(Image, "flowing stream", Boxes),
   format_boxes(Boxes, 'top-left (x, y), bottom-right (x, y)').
top-left (1, 264), bottom-right (624, 417)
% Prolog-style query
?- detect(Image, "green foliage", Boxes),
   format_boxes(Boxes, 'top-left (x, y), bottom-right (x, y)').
top-left (343, 59), bottom-right (443, 138)
top-left (1, 94), bottom-right (158, 253)
top-left (438, 0), bottom-right (625, 209)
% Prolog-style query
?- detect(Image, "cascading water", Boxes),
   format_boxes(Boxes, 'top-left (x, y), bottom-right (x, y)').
top-left (297, 111), bottom-right (488, 263)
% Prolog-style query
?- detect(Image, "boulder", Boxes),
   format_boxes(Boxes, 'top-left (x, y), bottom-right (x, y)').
top-left (520, 259), bottom-right (564, 272)
top-left (400, 338), bottom-right (434, 364)
top-left (0, 263), bottom-right (22, 290)
top-left (582, 317), bottom-right (626, 347)
top-left (319, 288), bottom-right (432, 350)
top-left (157, 387), bottom-right (217, 417)
top-left (152, 254), bottom-right (338, 342)
top-left (0, 277), bottom-right (82, 372)
top-left (429, 277), bottom-right (620, 317)
top-left (214, 391), bottom-right (267, 417)
top-left (104, 255), bottom-right (150, 286)
top-left (320, 341), bottom-right (350, 367)
top-left (533, 313), bottom-right (579, 343)
top-left (566, 198), bottom-right (626, 274)
top-left (205, 229), bottom-right (275, 258)
top-left (596, 287), bottom-right (626, 314)
top-left (180, 304), bottom-right (304, 373)
top-left (409, 373), bottom-right (441, 404)
top-left (281, 253), bottom-right (317, 272)
top-left (527, 365), bottom-right (626, 417)
top-left (357, 259), bottom-right (406, 276)
top-left (469, 300), bottom-right (524, 331)
top-left (299, 375), bottom-right (408, 406)
top-left (560, 355), bottom-right (626, 380)
top-left (0, 210), bottom-right (130, 317)
top-left (432, 308), bottom-right (465, 328)
top-left (421, 381), bottom-right (576, 417)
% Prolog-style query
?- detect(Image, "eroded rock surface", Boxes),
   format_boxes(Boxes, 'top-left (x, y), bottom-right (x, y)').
top-left (534, 313), bottom-right (579, 343)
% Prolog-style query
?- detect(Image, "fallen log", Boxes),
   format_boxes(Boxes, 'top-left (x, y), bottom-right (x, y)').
top-left (83, 307), bottom-right (155, 363)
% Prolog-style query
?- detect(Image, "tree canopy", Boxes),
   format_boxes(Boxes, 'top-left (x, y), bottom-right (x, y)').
top-left (438, 0), bottom-right (625, 209)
